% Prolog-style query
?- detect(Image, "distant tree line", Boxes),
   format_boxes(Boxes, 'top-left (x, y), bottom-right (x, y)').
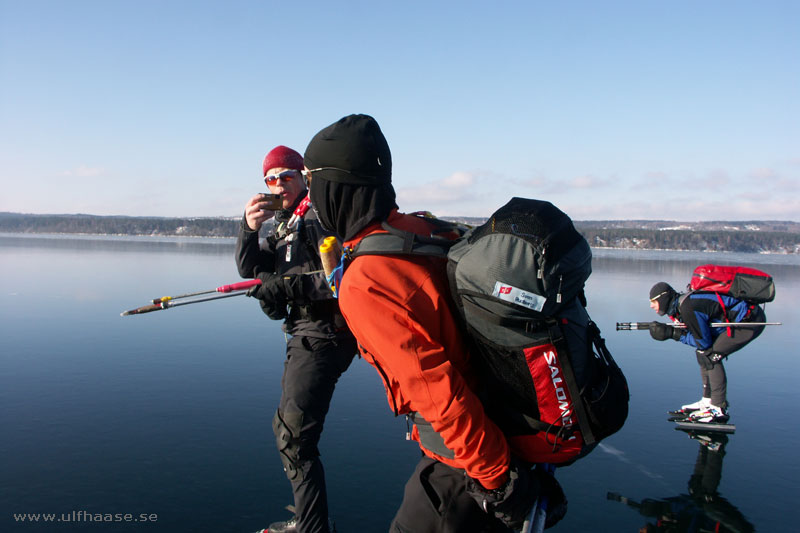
top-left (2, 212), bottom-right (799, 253)
top-left (577, 227), bottom-right (800, 254)
top-left (0, 213), bottom-right (239, 238)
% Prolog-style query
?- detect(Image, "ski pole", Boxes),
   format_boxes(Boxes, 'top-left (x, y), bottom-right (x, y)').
top-left (616, 321), bottom-right (781, 331)
top-left (121, 291), bottom-right (252, 316)
top-left (149, 279), bottom-right (263, 305)
top-left (121, 279), bottom-right (261, 317)
top-left (522, 463), bottom-right (555, 533)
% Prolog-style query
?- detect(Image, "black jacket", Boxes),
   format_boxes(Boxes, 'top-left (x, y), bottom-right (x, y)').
top-left (235, 202), bottom-right (348, 338)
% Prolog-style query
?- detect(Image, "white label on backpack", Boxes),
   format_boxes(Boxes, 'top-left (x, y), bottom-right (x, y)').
top-left (492, 281), bottom-right (546, 312)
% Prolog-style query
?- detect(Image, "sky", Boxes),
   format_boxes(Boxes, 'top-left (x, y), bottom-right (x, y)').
top-left (1, 1), bottom-right (798, 221)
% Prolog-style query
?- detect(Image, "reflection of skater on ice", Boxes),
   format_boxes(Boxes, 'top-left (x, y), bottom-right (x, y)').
top-left (608, 431), bottom-right (754, 532)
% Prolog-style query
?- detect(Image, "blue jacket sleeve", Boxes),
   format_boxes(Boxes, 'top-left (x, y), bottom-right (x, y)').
top-left (677, 296), bottom-right (713, 350)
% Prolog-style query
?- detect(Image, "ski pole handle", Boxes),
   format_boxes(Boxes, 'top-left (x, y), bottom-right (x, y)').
top-left (216, 279), bottom-right (262, 293)
top-left (616, 322), bottom-right (655, 330)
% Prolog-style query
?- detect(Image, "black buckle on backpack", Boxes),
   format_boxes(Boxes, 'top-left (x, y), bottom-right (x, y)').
top-left (545, 317), bottom-right (565, 344)
top-left (552, 423), bottom-right (578, 444)
top-left (524, 319), bottom-right (547, 333)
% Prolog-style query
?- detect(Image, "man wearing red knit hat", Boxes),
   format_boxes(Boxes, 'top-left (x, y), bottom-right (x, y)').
top-left (236, 145), bottom-right (357, 533)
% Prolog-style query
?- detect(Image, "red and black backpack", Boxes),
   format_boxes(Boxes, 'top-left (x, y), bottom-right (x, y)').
top-left (689, 264), bottom-right (775, 304)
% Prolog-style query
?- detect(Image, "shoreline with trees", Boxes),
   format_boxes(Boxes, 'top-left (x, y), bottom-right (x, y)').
top-left (2, 212), bottom-right (799, 254)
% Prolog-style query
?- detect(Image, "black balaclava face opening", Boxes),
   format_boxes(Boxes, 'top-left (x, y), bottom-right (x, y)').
top-left (310, 176), bottom-right (396, 241)
top-left (650, 282), bottom-right (678, 316)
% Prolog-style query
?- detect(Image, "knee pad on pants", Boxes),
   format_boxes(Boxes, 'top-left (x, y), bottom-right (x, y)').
top-left (696, 351), bottom-right (716, 370)
top-left (272, 409), bottom-right (310, 482)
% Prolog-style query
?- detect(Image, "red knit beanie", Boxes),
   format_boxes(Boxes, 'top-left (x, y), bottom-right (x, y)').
top-left (262, 145), bottom-right (304, 176)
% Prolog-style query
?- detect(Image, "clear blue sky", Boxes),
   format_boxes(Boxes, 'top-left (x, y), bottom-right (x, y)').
top-left (1, 1), bottom-right (798, 221)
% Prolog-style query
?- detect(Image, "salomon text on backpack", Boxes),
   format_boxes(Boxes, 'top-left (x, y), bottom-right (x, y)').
top-left (351, 197), bottom-right (629, 466)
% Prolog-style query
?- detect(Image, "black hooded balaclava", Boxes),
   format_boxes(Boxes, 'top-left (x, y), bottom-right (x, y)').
top-left (649, 282), bottom-right (678, 316)
top-left (305, 114), bottom-right (397, 241)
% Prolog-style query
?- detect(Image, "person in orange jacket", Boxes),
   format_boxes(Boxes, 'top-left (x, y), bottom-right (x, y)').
top-left (304, 114), bottom-right (566, 532)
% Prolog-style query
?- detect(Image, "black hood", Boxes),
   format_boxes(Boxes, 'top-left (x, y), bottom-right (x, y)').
top-left (305, 114), bottom-right (396, 240)
top-left (650, 282), bottom-right (678, 316)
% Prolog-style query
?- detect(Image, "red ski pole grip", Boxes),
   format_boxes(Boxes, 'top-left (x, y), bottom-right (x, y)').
top-left (217, 279), bottom-right (262, 293)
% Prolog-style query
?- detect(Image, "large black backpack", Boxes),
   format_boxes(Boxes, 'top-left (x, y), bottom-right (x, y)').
top-left (351, 197), bottom-right (629, 465)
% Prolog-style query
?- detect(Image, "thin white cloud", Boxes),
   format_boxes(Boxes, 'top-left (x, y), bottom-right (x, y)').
top-left (395, 171), bottom-right (506, 216)
top-left (691, 168), bottom-right (731, 189)
top-left (62, 165), bottom-right (106, 177)
top-left (442, 171), bottom-right (476, 188)
top-left (748, 167), bottom-right (778, 180)
top-left (395, 162), bottom-right (800, 220)
top-left (514, 175), bottom-right (555, 190)
top-left (563, 194), bottom-right (800, 221)
top-left (775, 177), bottom-right (800, 191)
top-left (643, 170), bottom-right (669, 181)
top-left (514, 172), bottom-right (615, 194)
top-left (570, 174), bottom-right (610, 189)
top-left (628, 170), bottom-right (677, 192)
top-left (396, 182), bottom-right (475, 204)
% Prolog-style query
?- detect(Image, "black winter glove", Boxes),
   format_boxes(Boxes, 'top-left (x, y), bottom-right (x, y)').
top-left (247, 272), bottom-right (308, 302)
top-left (280, 273), bottom-right (308, 302)
top-left (649, 322), bottom-right (682, 341)
top-left (465, 460), bottom-right (567, 530)
top-left (246, 273), bottom-right (288, 320)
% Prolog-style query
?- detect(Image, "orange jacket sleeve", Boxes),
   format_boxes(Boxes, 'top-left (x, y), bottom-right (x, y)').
top-left (339, 253), bottom-right (510, 489)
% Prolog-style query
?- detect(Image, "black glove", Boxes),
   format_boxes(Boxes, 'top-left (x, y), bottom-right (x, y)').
top-left (280, 273), bottom-right (308, 302)
top-left (649, 322), bottom-right (682, 341)
top-left (247, 272), bottom-right (284, 301)
top-left (246, 273), bottom-right (288, 320)
top-left (465, 460), bottom-right (567, 530)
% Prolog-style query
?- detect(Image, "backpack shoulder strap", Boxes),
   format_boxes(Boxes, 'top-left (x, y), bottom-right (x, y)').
top-left (676, 291), bottom-right (693, 312)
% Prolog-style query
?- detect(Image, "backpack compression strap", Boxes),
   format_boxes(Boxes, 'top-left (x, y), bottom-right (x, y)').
top-left (545, 318), bottom-right (597, 446)
top-left (351, 221), bottom-right (455, 258)
top-left (459, 300), bottom-right (599, 446)
top-left (457, 293), bottom-right (550, 332)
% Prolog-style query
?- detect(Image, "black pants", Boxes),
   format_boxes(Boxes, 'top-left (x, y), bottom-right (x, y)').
top-left (689, 438), bottom-right (725, 498)
top-left (389, 457), bottom-right (512, 533)
top-left (688, 439), bottom-right (755, 531)
top-left (275, 334), bottom-right (356, 533)
top-left (698, 307), bottom-right (765, 407)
